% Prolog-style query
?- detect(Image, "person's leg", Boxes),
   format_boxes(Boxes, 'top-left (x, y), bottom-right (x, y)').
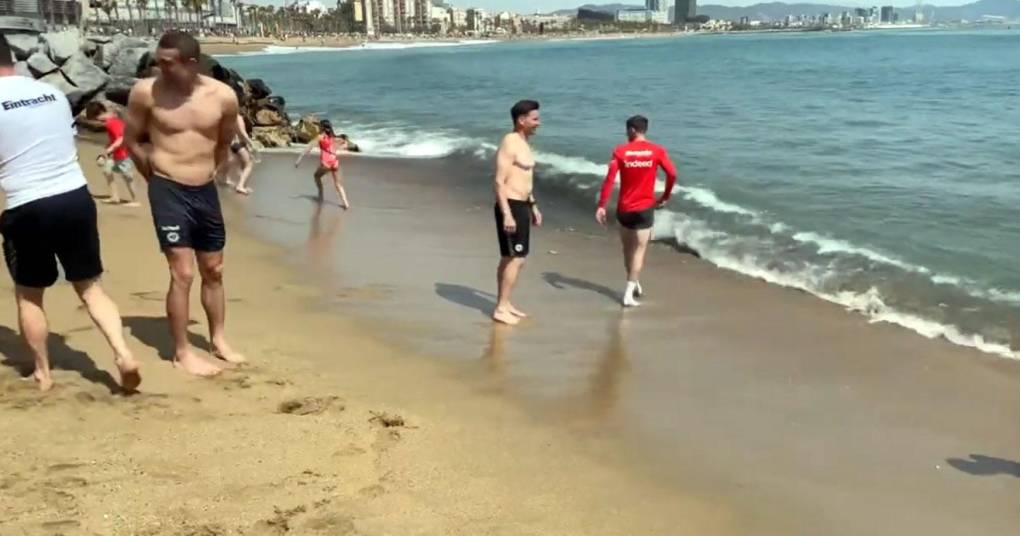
top-left (330, 168), bottom-right (350, 209)
top-left (621, 228), bottom-right (652, 307)
top-left (71, 278), bottom-right (141, 391)
top-left (15, 286), bottom-right (52, 391)
top-left (165, 247), bottom-right (222, 376)
top-left (493, 257), bottom-right (524, 325)
top-left (234, 149), bottom-right (254, 195)
top-left (313, 167), bottom-right (326, 201)
top-left (197, 250), bottom-right (244, 363)
top-left (102, 165), bottom-right (121, 204)
top-left (117, 167), bottom-right (139, 206)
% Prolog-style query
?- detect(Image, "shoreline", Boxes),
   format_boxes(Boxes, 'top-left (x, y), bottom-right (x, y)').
top-left (235, 152), bottom-right (1020, 535)
top-left (0, 139), bottom-right (738, 534)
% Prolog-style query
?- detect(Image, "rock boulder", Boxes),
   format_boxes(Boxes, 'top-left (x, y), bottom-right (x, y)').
top-left (6, 32), bottom-right (41, 61)
top-left (294, 115), bottom-right (322, 144)
top-left (108, 44), bottom-right (151, 78)
top-left (38, 71), bottom-right (85, 109)
top-left (252, 126), bottom-right (292, 148)
top-left (103, 76), bottom-right (138, 106)
top-left (254, 108), bottom-right (288, 127)
top-left (26, 51), bottom-right (59, 77)
top-left (61, 53), bottom-right (110, 109)
top-left (42, 30), bottom-right (80, 64)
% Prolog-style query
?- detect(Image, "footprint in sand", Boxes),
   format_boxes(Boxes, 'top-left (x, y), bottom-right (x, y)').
top-left (278, 396), bottom-right (344, 416)
top-left (303, 514), bottom-right (357, 534)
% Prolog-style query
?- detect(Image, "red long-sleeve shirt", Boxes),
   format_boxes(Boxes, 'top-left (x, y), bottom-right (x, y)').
top-left (598, 139), bottom-right (678, 213)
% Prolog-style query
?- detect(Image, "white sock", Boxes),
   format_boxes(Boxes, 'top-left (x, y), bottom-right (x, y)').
top-left (623, 281), bottom-right (640, 306)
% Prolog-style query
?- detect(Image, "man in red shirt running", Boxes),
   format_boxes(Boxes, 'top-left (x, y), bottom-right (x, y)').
top-left (87, 102), bottom-right (139, 207)
top-left (596, 115), bottom-right (677, 307)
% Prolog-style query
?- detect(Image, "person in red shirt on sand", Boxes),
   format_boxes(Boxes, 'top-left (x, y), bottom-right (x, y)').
top-left (596, 115), bottom-right (678, 307)
top-left (87, 102), bottom-right (139, 207)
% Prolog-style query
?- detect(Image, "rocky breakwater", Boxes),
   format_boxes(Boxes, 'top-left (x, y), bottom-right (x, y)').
top-left (2, 30), bottom-right (308, 149)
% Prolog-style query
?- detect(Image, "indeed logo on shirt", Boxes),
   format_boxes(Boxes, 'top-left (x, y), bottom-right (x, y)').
top-left (624, 160), bottom-right (655, 168)
top-left (2, 93), bottom-right (58, 111)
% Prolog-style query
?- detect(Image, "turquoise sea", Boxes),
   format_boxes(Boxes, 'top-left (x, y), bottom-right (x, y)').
top-left (220, 29), bottom-right (1020, 358)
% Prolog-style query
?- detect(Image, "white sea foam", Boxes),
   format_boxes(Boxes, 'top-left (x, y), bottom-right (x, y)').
top-left (791, 231), bottom-right (928, 273)
top-left (670, 223), bottom-right (1019, 360)
top-left (678, 186), bottom-right (759, 217)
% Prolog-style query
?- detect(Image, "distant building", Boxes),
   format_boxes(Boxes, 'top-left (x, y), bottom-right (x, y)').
top-left (880, 5), bottom-right (894, 23)
top-left (674, 0), bottom-right (697, 24)
top-left (616, 8), bottom-right (669, 24)
top-left (448, 7), bottom-right (466, 29)
top-left (466, 8), bottom-right (489, 32)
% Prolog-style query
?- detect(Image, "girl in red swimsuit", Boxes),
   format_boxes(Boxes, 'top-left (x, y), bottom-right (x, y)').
top-left (295, 120), bottom-right (350, 208)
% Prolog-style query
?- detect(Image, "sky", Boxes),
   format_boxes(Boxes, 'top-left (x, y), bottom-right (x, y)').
top-left (251, 0), bottom-right (983, 12)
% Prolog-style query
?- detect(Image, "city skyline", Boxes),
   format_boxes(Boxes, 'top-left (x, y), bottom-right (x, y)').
top-left (242, 0), bottom-right (992, 12)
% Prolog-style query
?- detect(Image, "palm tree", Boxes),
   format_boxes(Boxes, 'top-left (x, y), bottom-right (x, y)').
top-left (135, 0), bottom-right (149, 33)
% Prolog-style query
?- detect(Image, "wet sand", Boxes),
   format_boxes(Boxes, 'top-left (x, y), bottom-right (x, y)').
top-left (0, 141), bottom-right (736, 534)
top-left (236, 153), bottom-right (1020, 535)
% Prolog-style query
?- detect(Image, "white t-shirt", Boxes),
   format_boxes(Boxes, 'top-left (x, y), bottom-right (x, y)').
top-left (0, 75), bottom-right (87, 209)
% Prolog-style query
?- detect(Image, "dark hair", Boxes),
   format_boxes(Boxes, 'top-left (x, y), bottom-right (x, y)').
top-left (320, 120), bottom-right (335, 137)
top-left (511, 100), bottom-right (540, 124)
top-left (338, 134), bottom-right (348, 141)
top-left (85, 101), bottom-right (108, 119)
top-left (0, 34), bottom-right (13, 68)
top-left (626, 115), bottom-right (649, 133)
top-left (157, 30), bottom-right (201, 61)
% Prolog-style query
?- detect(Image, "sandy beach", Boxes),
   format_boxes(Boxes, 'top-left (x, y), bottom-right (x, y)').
top-left (1, 136), bottom-right (1018, 534)
top-left (0, 139), bottom-right (735, 534)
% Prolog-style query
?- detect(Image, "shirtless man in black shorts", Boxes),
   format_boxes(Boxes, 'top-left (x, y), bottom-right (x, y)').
top-left (492, 100), bottom-right (543, 325)
top-left (124, 31), bottom-right (243, 376)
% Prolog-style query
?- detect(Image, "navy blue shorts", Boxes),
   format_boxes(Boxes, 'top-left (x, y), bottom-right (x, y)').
top-left (147, 175), bottom-right (225, 252)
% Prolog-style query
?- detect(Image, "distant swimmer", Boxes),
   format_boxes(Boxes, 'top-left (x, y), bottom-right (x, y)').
top-left (0, 35), bottom-right (140, 392)
top-left (492, 100), bottom-right (543, 325)
top-left (596, 115), bottom-right (677, 307)
top-left (295, 120), bottom-right (350, 208)
top-left (124, 30), bottom-right (244, 376)
top-left (86, 101), bottom-right (140, 207)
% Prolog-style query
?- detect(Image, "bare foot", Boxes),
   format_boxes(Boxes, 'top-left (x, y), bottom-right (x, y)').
top-left (33, 369), bottom-right (54, 392)
top-left (212, 341), bottom-right (246, 364)
top-left (492, 308), bottom-right (520, 326)
top-left (235, 186), bottom-right (252, 195)
top-left (508, 304), bottom-right (528, 318)
top-left (115, 355), bottom-right (141, 392)
top-left (174, 351), bottom-right (222, 377)
top-left (123, 201), bottom-right (141, 208)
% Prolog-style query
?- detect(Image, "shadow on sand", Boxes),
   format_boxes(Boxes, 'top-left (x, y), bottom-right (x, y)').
top-left (946, 454), bottom-right (1020, 478)
top-left (0, 325), bottom-right (120, 394)
top-left (122, 316), bottom-right (211, 362)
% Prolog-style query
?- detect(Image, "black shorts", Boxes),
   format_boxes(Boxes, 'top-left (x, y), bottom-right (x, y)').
top-left (616, 208), bottom-right (655, 230)
top-left (1, 186), bottom-right (102, 288)
top-left (494, 200), bottom-right (531, 258)
top-left (148, 175), bottom-right (226, 252)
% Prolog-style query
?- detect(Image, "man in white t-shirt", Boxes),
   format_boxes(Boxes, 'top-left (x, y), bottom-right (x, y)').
top-left (0, 34), bottom-right (140, 392)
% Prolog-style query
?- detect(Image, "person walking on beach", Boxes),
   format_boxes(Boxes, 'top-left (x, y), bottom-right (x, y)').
top-left (86, 101), bottom-right (140, 207)
top-left (124, 30), bottom-right (244, 377)
top-left (492, 100), bottom-right (542, 325)
top-left (295, 120), bottom-right (351, 208)
top-left (223, 114), bottom-right (257, 195)
top-left (596, 115), bottom-right (677, 307)
top-left (0, 35), bottom-right (140, 392)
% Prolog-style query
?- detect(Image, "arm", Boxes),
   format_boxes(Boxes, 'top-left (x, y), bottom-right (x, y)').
top-left (124, 82), bottom-right (153, 178)
top-left (598, 154), bottom-right (621, 209)
top-left (493, 137), bottom-right (517, 232)
top-left (595, 154), bottom-right (620, 226)
top-left (657, 151), bottom-right (678, 207)
top-left (105, 134), bottom-right (124, 156)
top-left (295, 139), bottom-right (316, 166)
top-left (215, 91), bottom-right (240, 172)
